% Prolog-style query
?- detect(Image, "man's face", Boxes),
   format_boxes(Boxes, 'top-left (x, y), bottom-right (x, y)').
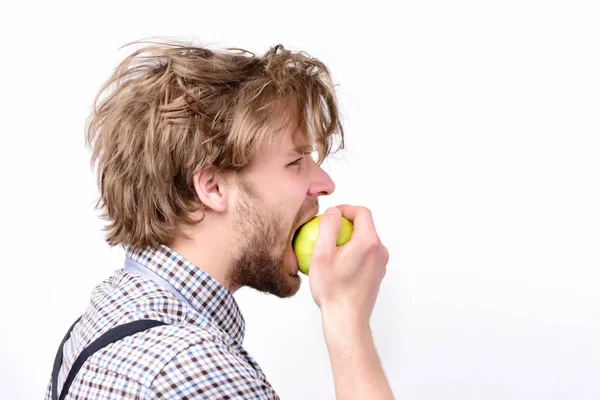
top-left (227, 122), bottom-right (335, 297)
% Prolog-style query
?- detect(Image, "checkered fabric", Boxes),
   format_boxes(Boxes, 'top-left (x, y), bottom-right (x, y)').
top-left (45, 245), bottom-right (279, 399)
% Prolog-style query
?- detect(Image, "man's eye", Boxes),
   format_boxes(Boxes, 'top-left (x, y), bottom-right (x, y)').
top-left (288, 157), bottom-right (303, 166)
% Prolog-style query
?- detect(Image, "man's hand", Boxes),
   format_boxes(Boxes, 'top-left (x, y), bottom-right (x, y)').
top-left (309, 205), bottom-right (389, 325)
top-left (308, 205), bottom-right (394, 400)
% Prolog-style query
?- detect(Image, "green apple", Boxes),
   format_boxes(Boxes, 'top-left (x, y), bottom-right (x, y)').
top-left (292, 215), bottom-right (354, 275)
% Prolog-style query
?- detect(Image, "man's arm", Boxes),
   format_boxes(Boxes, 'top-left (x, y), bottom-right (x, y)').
top-left (309, 206), bottom-right (394, 400)
top-left (322, 310), bottom-right (394, 400)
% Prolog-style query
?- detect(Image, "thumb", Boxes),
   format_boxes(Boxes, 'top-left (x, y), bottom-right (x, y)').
top-left (312, 207), bottom-right (342, 257)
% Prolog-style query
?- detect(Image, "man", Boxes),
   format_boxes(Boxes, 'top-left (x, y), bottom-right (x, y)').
top-left (46, 40), bottom-right (393, 399)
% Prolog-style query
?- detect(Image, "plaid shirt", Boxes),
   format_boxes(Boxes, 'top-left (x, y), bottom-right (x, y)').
top-left (46, 245), bottom-right (279, 399)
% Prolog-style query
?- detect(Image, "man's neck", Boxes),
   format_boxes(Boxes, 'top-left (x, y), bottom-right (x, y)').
top-left (168, 212), bottom-right (235, 292)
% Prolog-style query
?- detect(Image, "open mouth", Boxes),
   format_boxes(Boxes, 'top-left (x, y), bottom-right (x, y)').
top-left (290, 210), bottom-right (319, 244)
top-left (286, 210), bottom-right (318, 276)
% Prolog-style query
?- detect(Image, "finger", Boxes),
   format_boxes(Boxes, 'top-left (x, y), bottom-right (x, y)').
top-left (335, 204), bottom-right (377, 238)
top-left (312, 207), bottom-right (342, 256)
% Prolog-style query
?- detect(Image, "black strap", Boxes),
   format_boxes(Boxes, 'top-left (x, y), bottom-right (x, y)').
top-left (52, 317), bottom-right (81, 400)
top-left (51, 318), bottom-right (167, 400)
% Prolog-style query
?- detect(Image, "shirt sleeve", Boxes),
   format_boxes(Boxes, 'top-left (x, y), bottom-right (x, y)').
top-left (149, 340), bottom-right (280, 399)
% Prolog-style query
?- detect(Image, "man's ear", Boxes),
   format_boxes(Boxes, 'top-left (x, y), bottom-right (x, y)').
top-left (192, 165), bottom-right (230, 213)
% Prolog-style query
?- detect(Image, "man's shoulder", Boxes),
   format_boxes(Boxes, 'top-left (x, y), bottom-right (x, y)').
top-left (146, 325), bottom-right (279, 399)
top-left (85, 322), bottom-right (243, 385)
top-left (64, 267), bottom-right (276, 396)
top-left (53, 322), bottom-right (267, 400)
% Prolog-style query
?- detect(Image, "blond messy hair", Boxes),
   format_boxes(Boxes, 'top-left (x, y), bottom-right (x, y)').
top-left (86, 39), bottom-right (345, 249)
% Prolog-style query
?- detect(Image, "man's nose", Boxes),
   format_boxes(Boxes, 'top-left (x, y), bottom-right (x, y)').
top-left (308, 164), bottom-right (335, 197)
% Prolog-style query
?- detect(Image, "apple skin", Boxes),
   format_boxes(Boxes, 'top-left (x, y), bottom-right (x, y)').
top-left (292, 215), bottom-right (354, 275)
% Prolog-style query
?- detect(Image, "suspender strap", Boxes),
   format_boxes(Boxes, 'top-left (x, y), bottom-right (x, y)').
top-left (51, 317), bottom-right (81, 400)
top-left (51, 318), bottom-right (167, 400)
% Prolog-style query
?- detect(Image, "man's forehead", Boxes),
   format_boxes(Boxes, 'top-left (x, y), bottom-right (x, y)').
top-left (288, 137), bottom-right (314, 152)
top-left (253, 129), bottom-right (310, 164)
top-left (287, 134), bottom-right (315, 154)
top-left (271, 124), bottom-right (312, 154)
top-left (263, 104), bottom-right (315, 156)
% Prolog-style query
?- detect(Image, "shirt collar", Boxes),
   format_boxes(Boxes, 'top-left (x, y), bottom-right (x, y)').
top-left (125, 244), bottom-right (245, 344)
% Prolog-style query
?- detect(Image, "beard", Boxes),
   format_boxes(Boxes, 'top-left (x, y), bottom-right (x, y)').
top-left (227, 183), bottom-right (303, 298)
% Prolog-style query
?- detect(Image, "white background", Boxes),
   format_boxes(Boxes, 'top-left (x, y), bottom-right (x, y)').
top-left (1, 1), bottom-right (599, 399)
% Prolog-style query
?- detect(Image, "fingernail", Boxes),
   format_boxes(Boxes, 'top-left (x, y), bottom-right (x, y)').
top-left (324, 207), bottom-right (338, 215)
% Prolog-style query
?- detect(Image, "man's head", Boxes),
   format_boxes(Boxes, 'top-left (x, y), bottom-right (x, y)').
top-left (87, 40), bottom-right (344, 296)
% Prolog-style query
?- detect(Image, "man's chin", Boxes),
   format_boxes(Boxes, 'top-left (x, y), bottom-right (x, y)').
top-left (274, 273), bottom-right (302, 298)
top-left (256, 271), bottom-right (300, 298)
top-left (229, 242), bottom-right (302, 297)
top-left (258, 254), bottom-right (303, 298)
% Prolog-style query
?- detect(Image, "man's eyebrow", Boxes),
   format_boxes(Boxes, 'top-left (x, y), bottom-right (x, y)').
top-left (287, 145), bottom-right (314, 156)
